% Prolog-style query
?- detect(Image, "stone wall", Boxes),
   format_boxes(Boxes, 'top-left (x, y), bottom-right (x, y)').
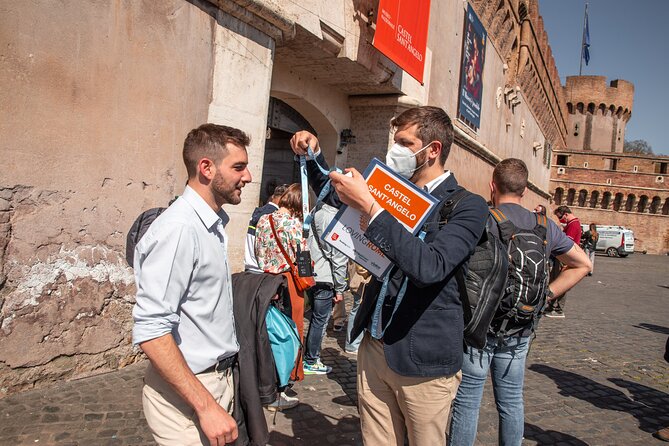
top-left (550, 151), bottom-right (669, 254)
top-left (0, 0), bottom-right (218, 396)
top-left (559, 206), bottom-right (669, 255)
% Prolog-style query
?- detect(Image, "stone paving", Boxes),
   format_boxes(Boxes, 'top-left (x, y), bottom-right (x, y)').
top-left (1, 254), bottom-right (668, 445)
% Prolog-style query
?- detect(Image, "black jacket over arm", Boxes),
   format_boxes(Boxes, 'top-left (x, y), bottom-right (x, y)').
top-left (304, 153), bottom-right (487, 378)
top-left (232, 272), bottom-right (287, 446)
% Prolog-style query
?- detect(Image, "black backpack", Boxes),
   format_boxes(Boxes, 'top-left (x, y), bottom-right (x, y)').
top-left (488, 209), bottom-right (549, 343)
top-left (440, 192), bottom-right (548, 349)
top-left (125, 207), bottom-right (166, 266)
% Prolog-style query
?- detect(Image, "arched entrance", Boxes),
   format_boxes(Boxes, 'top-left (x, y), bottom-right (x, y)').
top-left (259, 97), bottom-right (317, 205)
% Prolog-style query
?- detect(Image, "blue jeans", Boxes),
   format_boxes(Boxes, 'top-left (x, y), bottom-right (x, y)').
top-left (345, 291), bottom-right (363, 352)
top-left (304, 284), bottom-right (333, 364)
top-left (448, 335), bottom-right (531, 446)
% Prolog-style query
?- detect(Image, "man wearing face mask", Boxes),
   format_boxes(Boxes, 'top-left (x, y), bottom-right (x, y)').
top-left (290, 106), bottom-right (488, 446)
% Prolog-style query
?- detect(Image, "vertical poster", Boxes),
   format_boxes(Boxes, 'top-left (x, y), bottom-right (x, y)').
top-left (373, 0), bottom-right (431, 84)
top-left (458, 4), bottom-right (487, 131)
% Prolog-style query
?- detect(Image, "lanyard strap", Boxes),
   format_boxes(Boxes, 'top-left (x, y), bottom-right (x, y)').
top-left (370, 230), bottom-right (427, 339)
top-left (299, 146), bottom-right (343, 233)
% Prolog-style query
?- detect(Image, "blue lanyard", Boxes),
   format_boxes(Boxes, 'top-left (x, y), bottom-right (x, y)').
top-left (299, 147), bottom-right (342, 233)
top-left (370, 230), bottom-right (427, 339)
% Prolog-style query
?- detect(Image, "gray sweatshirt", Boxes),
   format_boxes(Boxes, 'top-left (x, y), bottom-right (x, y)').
top-left (307, 203), bottom-right (349, 294)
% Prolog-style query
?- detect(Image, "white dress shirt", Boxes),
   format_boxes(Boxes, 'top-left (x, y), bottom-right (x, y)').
top-left (132, 186), bottom-right (238, 373)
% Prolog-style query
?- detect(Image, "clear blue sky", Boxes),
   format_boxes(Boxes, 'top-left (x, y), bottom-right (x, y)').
top-left (538, 0), bottom-right (669, 155)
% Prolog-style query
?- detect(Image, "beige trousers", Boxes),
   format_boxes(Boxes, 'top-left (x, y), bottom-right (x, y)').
top-left (357, 333), bottom-right (462, 446)
top-left (142, 364), bottom-right (234, 446)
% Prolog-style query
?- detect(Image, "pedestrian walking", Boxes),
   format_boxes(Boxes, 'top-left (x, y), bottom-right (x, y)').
top-left (582, 223), bottom-right (599, 275)
top-left (545, 205), bottom-right (583, 317)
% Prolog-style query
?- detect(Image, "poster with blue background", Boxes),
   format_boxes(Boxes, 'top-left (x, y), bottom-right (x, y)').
top-left (458, 4), bottom-right (486, 130)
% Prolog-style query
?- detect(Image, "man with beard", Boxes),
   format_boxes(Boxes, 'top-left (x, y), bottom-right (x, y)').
top-left (290, 106), bottom-right (488, 445)
top-left (132, 124), bottom-right (252, 446)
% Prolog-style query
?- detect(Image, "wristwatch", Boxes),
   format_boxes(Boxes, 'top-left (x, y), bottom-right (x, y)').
top-left (547, 289), bottom-right (555, 300)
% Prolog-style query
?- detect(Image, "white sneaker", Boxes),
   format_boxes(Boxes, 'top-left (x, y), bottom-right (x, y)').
top-left (266, 391), bottom-right (299, 411)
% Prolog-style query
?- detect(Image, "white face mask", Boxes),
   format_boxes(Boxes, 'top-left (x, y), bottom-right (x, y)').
top-left (385, 142), bottom-right (432, 179)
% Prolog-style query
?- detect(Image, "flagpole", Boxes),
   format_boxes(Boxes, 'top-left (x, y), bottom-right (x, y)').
top-left (579, 2), bottom-right (588, 75)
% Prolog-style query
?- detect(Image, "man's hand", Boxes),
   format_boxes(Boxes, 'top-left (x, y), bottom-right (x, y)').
top-left (139, 335), bottom-right (238, 445)
top-left (329, 169), bottom-right (376, 216)
top-left (334, 293), bottom-right (344, 303)
top-left (290, 131), bottom-right (319, 156)
top-left (197, 403), bottom-right (238, 445)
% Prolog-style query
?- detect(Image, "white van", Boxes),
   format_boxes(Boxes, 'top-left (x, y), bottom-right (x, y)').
top-left (581, 224), bottom-right (635, 257)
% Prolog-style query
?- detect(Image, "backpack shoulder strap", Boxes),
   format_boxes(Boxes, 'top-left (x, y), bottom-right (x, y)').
top-left (438, 188), bottom-right (472, 223)
top-left (489, 208), bottom-right (516, 243)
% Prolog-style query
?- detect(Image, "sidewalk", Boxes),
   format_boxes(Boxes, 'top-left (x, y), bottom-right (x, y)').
top-left (1, 254), bottom-right (668, 445)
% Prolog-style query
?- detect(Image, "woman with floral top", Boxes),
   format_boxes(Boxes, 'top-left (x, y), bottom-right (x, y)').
top-left (255, 183), bottom-right (308, 383)
top-left (255, 183), bottom-right (308, 275)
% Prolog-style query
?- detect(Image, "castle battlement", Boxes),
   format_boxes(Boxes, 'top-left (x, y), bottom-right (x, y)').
top-left (564, 76), bottom-right (634, 121)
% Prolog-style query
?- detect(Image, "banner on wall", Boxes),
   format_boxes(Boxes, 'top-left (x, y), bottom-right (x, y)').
top-left (458, 4), bottom-right (487, 131)
top-left (373, 0), bottom-right (431, 84)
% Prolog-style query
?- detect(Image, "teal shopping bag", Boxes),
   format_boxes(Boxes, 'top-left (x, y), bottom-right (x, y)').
top-left (265, 305), bottom-right (300, 387)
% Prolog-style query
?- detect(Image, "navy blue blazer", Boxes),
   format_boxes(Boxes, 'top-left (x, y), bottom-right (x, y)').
top-left (306, 153), bottom-right (487, 377)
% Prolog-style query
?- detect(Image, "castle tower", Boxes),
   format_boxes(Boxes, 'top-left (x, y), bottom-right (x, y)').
top-left (563, 76), bottom-right (634, 153)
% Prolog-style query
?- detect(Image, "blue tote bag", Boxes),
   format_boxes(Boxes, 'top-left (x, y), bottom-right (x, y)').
top-left (265, 305), bottom-right (301, 387)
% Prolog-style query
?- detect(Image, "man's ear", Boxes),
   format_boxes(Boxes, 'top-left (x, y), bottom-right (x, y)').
top-left (489, 181), bottom-right (496, 194)
top-left (198, 158), bottom-right (216, 181)
top-left (521, 186), bottom-right (528, 197)
top-left (429, 141), bottom-right (442, 160)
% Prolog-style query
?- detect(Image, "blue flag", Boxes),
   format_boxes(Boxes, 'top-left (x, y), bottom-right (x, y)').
top-left (583, 8), bottom-right (590, 65)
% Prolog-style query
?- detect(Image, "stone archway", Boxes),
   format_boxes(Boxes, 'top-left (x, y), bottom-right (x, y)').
top-left (259, 97), bottom-right (318, 205)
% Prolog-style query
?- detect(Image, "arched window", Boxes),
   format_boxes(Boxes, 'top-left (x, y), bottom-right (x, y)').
top-left (663, 198), bottom-right (669, 216)
top-left (625, 194), bottom-right (636, 212)
top-left (566, 188), bottom-right (576, 206)
top-left (650, 196), bottom-right (662, 214)
top-left (601, 192), bottom-right (612, 210)
top-left (613, 193), bottom-right (624, 211)
top-left (589, 191), bottom-right (600, 208)
top-left (577, 189), bottom-right (588, 207)
top-left (554, 188), bottom-right (564, 205)
top-left (637, 195), bottom-right (649, 213)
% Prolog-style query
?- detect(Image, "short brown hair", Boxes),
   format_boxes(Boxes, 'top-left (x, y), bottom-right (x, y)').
top-left (390, 106), bottom-right (454, 165)
top-left (492, 158), bottom-right (528, 196)
top-left (278, 183), bottom-right (303, 220)
top-left (182, 124), bottom-right (250, 178)
top-left (554, 205), bottom-right (572, 217)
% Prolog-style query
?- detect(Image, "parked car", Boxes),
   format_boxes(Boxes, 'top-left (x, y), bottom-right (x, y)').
top-left (581, 224), bottom-right (635, 257)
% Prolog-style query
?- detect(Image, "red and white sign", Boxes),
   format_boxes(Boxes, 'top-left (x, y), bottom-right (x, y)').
top-left (373, 0), bottom-right (431, 84)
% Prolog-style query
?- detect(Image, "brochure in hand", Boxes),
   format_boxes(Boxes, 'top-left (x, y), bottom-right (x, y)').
top-left (321, 158), bottom-right (439, 279)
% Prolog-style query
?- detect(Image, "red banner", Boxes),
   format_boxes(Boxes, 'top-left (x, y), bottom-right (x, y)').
top-left (373, 0), bottom-right (431, 84)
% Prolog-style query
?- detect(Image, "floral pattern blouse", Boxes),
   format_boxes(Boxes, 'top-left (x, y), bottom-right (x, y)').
top-left (255, 209), bottom-right (308, 274)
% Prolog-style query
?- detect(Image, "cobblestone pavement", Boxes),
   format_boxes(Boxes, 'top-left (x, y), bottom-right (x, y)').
top-left (1, 254), bottom-right (668, 445)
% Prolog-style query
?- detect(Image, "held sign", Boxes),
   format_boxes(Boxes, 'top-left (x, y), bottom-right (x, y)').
top-left (373, 0), bottom-right (431, 84)
top-left (321, 159), bottom-right (439, 278)
top-left (365, 163), bottom-right (433, 233)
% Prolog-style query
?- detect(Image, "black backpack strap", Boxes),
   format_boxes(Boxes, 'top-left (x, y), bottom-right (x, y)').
top-left (438, 188), bottom-right (472, 223)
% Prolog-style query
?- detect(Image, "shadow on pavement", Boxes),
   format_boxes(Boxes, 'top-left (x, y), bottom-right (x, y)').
top-left (633, 322), bottom-right (669, 335)
top-left (524, 422), bottom-right (588, 445)
top-left (322, 346), bottom-right (359, 407)
top-left (530, 364), bottom-right (668, 434)
top-left (267, 402), bottom-right (360, 446)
